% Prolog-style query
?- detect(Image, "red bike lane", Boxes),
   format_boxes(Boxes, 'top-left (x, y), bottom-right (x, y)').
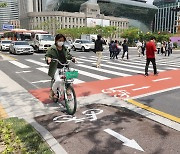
top-left (29, 70), bottom-right (180, 104)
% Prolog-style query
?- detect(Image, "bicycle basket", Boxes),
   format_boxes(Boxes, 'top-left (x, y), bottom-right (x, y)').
top-left (65, 70), bottom-right (78, 80)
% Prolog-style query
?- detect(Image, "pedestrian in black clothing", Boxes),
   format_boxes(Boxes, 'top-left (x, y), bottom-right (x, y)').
top-left (109, 40), bottom-right (114, 59)
top-left (94, 34), bottom-right (106, 68)
top-left (141, 41), bottom-right (146, 56)
top-left (122, 39), bottom-right (129, 60)
top-left (112, 40), bottom-right (120, 59)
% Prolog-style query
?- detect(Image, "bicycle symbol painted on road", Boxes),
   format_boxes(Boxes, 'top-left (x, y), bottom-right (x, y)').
top-left (102, 88), bottom-right (130, 99)
top-left (53, 109), bottom-right (103, 123)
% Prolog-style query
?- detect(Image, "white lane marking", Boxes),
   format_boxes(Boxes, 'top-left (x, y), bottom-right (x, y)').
top-left (92, 63), bottom-right (144, 74)
top-left (76, 69), bottom-right (109, 80)
top-left (77, 64), bottom-right (131, 77)
top-left (36, 67), bottom-right (85, 84)
top-left (152, 77), bottom-right (172, 82)
top-left (26, 59), bottom-right (48, 67)
top-left (104, 129), bottom-right (144, 152)
top-left (16, 70), bottom-right (32, 73)
top-left (132, 86), bottom-right (150, 91)
top-left (9, 61), bottom-right (30, 68)
top-left (32, 80), bottom-right (51, 84)
top-left (130, 86), bottom-right (180, 100)
top-left (109, 84), bottom-right (135, 90)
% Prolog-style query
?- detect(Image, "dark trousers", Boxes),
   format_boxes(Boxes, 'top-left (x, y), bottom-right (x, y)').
top-left (122, 50), bottom-right (128, 59)
top-left (165, 49), bottom-right (170, 56)
top-left (145, 58), bottom-right (157, 75)
top-left (110, 51), bottom-right (113, 58)
top-left (113, 51), bottom-right (119, 59)
top-left (142, 47), bottom-right (145, 56)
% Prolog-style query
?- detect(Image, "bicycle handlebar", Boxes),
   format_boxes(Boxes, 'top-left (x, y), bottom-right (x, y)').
top-left (52, 58), bottom-right (71, 66)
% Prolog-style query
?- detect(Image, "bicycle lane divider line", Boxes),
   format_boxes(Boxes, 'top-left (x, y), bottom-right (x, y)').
top-left (126, 99), bottom-right (180, 123)
top-left (0, 103), bottom-right (8, 119)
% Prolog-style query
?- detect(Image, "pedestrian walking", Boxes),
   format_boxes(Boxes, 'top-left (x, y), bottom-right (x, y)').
top-left (161, 41), bottom-right (166, 55)
top-left (136, 40), bottom-right (142, 57)
top-left (141, 40), bottom-right (146, 56)
top-left (109, 40), bottom-right (114, 59)
top-left (156, 42), bottom-right (161, 54)
top-left (145, 36), bottom-right (158, 76)
top-left (168, 39), bottom-right (173, 54)
top-left (112, 40), bottom-right (120, 59)
top-left (121, 39), bottom-right (129, 60)
top-left (164, 41), bottom-right (170, 56)
top-left (94, 34), bottom-right (106, 68)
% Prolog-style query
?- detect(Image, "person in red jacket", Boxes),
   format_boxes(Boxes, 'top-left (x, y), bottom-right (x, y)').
top-left (145, 36), bottom-right (158, 76)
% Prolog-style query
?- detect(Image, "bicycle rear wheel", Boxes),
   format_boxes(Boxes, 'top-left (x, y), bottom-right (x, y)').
top-left (64, 85), bottom-right (77, 115)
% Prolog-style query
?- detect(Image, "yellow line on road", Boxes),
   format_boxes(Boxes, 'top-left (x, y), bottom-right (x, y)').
top-left (0, 103), bottom-right (8, 119)
top-left (127, 99), bottom-right (180, 123)
top-left (0, 52), bottom-right (17, 60)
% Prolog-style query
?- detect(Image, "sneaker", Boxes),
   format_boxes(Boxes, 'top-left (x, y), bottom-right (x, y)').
top-left (145, 73), bottom-right (149, 77)
top-left (154, 72), bottom-right (159, 76)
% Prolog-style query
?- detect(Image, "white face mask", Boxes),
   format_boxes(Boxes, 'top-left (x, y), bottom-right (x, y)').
top-left (57, 41), bottom-right (64, 47)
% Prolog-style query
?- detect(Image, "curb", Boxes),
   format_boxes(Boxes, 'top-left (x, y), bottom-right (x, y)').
top-left (0, 70), bottom-right (67, 154)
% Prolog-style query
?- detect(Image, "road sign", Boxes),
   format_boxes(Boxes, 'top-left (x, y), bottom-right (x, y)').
top-left (2, 24), bottom-right (14, 30)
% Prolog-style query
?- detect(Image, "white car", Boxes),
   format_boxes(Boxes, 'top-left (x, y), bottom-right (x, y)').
top-left (0, 40), bottom-right (12, 51)
top-left (9, 41), bottom-right (34, 55)
top-left (72, 39), bottom-right (94, 52)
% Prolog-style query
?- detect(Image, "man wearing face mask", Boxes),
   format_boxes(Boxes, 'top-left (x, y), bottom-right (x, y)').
top-left (45, 33), bottom-right (76, 99)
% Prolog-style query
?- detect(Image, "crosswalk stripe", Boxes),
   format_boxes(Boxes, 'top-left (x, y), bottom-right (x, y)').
top-left (88, 57), bottom-right (109, 61)
top-left (9, 61), bottom-right (30, 68)
top-left (25, 59), bottom-right (48, 67)
top-left (77, 64), bottom-right (131, 76)
top-left (92, 63), bottom-right (144, 74)
top-left (36, 67), bottom-right (85, 84)
top-left (75, 69), bottom-right (109, 80)
top-left (107, 61), bottom-right (165, 72)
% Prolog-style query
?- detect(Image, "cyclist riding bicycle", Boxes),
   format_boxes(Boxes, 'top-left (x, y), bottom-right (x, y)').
top-left (45, 34), bottom-right (76, 99)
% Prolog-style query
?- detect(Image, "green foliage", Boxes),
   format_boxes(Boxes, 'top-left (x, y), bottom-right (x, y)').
top-left (121, 28), bottom-right (139, 45)
top-left (0, 117), bottom-right (53, 154)
top-left (0, 2), bottom-right (7, 8)
top-left (121, 28), bottom-right (172, 46)
top-left (57, 25), bottom-right (118, 40)
top-left (173, 42), bottom-right (177, 48)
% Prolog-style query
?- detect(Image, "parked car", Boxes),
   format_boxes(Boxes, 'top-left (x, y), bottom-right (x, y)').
top-left (9, 41), bottom-right (34, 55)
top-left (0, 40), bottom-right (12, 51)
top-left (72, 39), bottom-right (95, 52)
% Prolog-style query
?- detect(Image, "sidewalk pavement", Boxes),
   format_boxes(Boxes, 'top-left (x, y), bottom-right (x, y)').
top-left (0, 68), bottom-right (180, 153)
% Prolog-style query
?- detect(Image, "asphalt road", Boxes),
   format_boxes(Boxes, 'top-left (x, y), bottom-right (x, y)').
top-left (0, 48), bottom-right (180, 153)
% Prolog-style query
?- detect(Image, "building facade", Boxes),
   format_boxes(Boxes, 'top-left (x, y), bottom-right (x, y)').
top-left (0, 0), bottom-right (19, 30)
top-left (20, 0), bottom-right (129, 36)
top-left (153, 0), bottom-right (180, 33)
top-left (54, 0), bottom-right (157, 32)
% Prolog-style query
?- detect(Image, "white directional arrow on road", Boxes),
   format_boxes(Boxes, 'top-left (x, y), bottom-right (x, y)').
top-left (104, 128), bottom-right (144, 152)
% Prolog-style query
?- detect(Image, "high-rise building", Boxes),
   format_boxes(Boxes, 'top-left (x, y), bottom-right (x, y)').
top-left (153, 0), bottom-right (180, 33)
top-left (52, 0), bottom-right (157, 32)
top-left (0, 0), bottom-right (19, 30)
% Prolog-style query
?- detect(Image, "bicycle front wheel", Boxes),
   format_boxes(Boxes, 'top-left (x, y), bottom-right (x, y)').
top-left (64, 85), bottom-right (77, 115)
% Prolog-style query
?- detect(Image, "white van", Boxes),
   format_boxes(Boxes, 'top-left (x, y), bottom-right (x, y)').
top-left (32, 34), bottom-right (54, 52)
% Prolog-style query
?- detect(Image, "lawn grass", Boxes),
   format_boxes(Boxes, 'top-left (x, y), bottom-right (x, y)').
top-left (0, 117), bottom-right (54, 154)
